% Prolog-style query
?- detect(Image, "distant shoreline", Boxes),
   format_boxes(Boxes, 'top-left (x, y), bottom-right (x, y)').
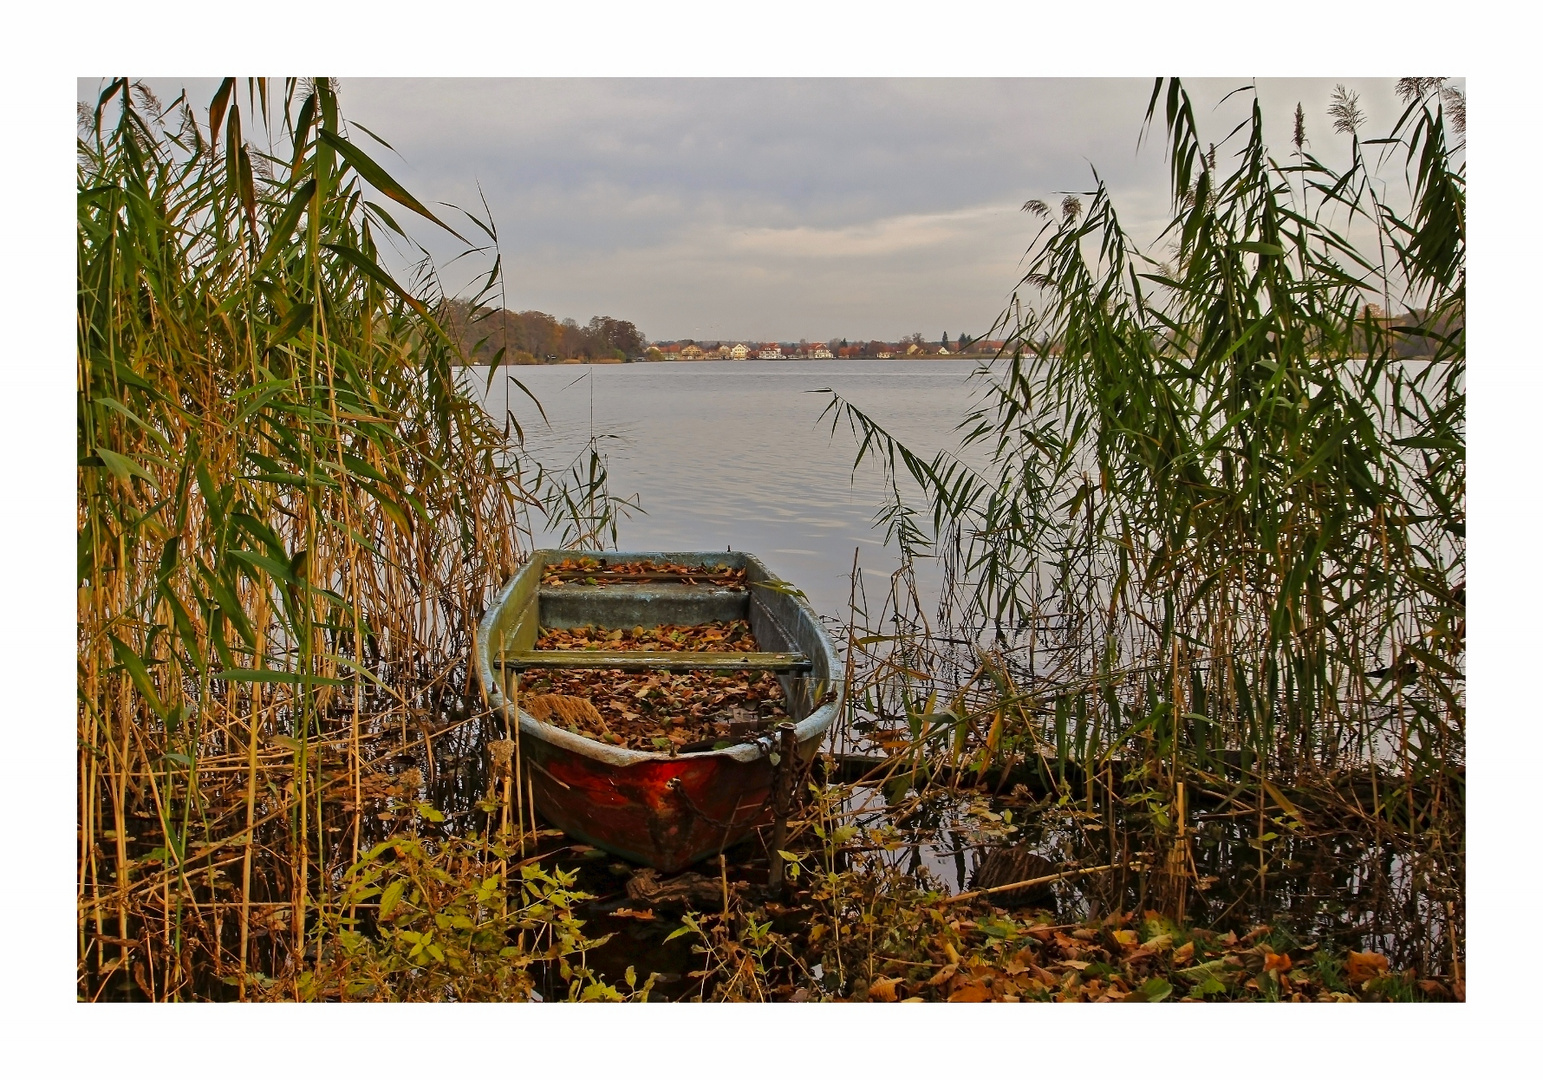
top-left (456, 354), bottom-right (1008, 368)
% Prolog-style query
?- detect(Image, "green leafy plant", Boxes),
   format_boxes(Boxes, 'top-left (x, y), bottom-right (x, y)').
top-left (279, 834), bottom-right (630, 1002)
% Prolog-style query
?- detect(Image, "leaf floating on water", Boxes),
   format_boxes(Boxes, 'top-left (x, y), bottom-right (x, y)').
top-left (611, 908), bottom-right (657, 921)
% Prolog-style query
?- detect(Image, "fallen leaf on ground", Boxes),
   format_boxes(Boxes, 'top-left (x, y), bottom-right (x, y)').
top-left (1346, 950), bottom-right (1390, 984)
top-left (948, 982), bottom-right (993, 1002)
top-left (926, 963), bottom-right (959, 986)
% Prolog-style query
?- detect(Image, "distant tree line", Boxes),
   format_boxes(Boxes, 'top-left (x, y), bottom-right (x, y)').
top-left (442, 300), bottom-right (645, 364)
top-left (441, 300), bottom-right (1014, 364)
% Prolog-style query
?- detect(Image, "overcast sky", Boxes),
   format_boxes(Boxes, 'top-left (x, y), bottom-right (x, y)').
top-left (97, 77), bottom-right (1429, 343)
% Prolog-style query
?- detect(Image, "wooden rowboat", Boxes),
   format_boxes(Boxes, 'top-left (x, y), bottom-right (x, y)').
top-left (475, 550), bottom-right (842, 873)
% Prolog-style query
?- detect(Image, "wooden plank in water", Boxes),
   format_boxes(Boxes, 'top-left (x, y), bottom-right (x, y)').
top-left (494, 650), bottom-right (810, 673)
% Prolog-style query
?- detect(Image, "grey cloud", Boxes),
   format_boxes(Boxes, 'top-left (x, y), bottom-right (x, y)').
top-left (92, 77), bottom-right (1438, 341)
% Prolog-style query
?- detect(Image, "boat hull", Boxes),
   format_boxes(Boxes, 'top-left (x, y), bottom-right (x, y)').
top-left (477, 550), bottom-right (840, 873)
top-left (522, 733), bottom-right (816, 872)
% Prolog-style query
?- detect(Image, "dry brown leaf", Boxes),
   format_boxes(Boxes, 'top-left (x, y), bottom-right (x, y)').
top-left (926, 963), bottom-right (959, 987)
top-left (610, 907), bottom-right (656, 921)
top-left (868, 976), bottom-right (903, 1002)
top-left (948, 982), bottom-right (993, 1003)
top-left (1346, 950), bottom-right (1389, 984)
top-left (1003, 948), bottom-right (1035, 976)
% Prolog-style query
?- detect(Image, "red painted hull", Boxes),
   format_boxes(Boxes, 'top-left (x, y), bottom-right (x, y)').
top-left (523, 732), bottom-right (816, 873)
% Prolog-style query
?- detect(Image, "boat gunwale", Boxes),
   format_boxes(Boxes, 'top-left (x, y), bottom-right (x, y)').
top-left (476, 549), bottom-right (842, 766)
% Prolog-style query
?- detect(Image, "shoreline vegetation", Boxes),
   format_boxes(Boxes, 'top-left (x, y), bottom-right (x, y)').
top-left (78, 77), bottom-right (1462, 1003)
top-left (440, 297), bottom-right (1009, 366)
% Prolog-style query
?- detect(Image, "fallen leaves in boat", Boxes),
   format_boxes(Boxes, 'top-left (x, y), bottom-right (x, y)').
top-left (525, 621), bottom-right (788, 752)
top-left (537, 621), bottom-right (758, 653)
top-left (541, 556), bottom-right (747, 588)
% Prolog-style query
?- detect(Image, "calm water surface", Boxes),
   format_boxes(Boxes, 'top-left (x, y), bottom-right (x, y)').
top-left (473, 359), bottom-right (999, 617)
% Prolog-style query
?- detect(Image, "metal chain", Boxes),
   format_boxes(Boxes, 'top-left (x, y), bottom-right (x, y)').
top-left (666, 732), bottom-right (820, 833)
top-left (666, 777), bottom-right (772, 832)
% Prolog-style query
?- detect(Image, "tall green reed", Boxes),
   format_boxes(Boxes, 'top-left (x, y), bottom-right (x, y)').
top-left (77, 78), bottom-right (624, 999)
top-left (820, 79), bottom-right (1464, 820)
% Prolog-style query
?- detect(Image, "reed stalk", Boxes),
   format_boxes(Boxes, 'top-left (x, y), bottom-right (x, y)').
top-left (76, 77), bottom-right (625, 1000)
top-left (818, 77), bottom-right (1464, 944)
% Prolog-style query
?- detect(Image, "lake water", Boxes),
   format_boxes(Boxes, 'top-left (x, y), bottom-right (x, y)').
top-left (471, 359), bottom-right (1000, 618)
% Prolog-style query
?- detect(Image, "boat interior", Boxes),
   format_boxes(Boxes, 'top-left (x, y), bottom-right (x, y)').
top-left (483, 550), bottom-right (833, 727)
